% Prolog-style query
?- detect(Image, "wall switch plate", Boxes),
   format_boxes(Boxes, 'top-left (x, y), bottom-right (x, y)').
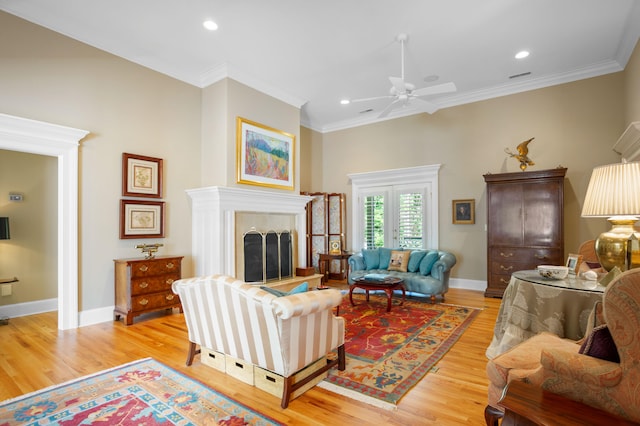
top-left (9, 193), bottom-right (23, 202)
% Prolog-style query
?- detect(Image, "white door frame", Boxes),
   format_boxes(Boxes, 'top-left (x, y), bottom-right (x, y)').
top-left (0, 113), bottom-right (88, 330)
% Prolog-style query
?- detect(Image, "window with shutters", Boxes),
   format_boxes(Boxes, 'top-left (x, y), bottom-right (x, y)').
top-left (349, 165), bottom-right (440, 251)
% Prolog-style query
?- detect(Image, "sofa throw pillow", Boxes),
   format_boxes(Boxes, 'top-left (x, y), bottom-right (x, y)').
top-left (362, 248), bottom-right (380, 270)
top-left (408, 250), bottom-right (427, 273)
top-left (388, 250), bottom-right (411, 272)
top-left (378, 248), bottom-right (393, 269)
top-left (260, 281), bottom-right (308, 297)
top-left (579, 324), bottom-right (620, 363)
top-left (419, 251), bottom-right (439, 275)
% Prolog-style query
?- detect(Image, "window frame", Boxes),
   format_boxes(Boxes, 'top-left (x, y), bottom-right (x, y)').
top-left (348, 165), bottom-right (440, 252)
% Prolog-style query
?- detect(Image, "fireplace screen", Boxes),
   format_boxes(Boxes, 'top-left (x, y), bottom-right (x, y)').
top-left (244, 230), bottom-right (292, 283)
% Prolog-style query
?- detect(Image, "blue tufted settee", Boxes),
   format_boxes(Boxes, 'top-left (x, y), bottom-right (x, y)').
top-left (348, 248), bottom-right (456, 302)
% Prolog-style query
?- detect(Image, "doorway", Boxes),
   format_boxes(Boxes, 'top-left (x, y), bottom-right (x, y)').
top-left (0, 113), bottom-right (88, 329)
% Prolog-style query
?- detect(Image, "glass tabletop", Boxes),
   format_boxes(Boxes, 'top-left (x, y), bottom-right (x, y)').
top-left (512, 270), bottom-right (606, 293)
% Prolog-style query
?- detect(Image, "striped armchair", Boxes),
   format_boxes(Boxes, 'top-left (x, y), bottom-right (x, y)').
top-left (172, 274), bottom-right (346, 408)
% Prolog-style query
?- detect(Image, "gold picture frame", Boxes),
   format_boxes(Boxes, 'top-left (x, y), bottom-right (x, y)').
top-left (120, 200), bottom-right (165, 239)
top-left (122, 153), bottom-right (163, 198)
top-left (236, 117), bottom-right (295, 190)
top-left (566, 253), bottom-right (583, 274)
top-left (452, 199), bottom-right (475, 224)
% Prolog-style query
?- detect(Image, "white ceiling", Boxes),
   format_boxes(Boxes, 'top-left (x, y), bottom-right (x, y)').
top-left (2, 0), bottom-right (639, 133)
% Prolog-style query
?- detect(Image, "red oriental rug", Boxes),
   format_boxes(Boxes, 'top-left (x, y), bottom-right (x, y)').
top-left (0, 358), bottom-right (282, 426)
top-left (319, 294), bottom-right (480, 409)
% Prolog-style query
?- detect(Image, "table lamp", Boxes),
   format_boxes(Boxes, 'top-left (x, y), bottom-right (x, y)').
top-left (581, 161), bottom-right (640, 271)
top-left (0, 217), bottom-right (9, 240)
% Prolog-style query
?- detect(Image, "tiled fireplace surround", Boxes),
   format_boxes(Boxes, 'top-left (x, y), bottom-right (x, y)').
top-left (186, 186), bottom-right (312, 280)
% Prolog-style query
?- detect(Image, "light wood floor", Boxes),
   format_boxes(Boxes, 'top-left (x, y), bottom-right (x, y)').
top-left (0, 285), bottom-right (501, 425)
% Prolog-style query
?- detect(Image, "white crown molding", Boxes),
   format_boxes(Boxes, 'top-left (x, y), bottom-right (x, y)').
top-left (200, 62), bottom-right (307, 109)
top-left (612, 121), bottom-right (640, 162)
top-left (317, 59), bottom-right (624, 134)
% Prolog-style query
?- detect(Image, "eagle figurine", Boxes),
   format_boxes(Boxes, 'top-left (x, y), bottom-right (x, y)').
top-left (505, 137), bottom-right (535, 171)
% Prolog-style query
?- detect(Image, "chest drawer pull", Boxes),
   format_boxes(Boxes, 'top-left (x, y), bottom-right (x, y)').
top-left (138, 282), bottom-right (149, 289)
top-left (166, 262), bottom-right (175, 269)
top-left (500, 278), bottom-right (510, 284)
top-left (500, 265), bottom-right (513, 271)
top-left (499, 252), bottom-right (514, 258)
top-left (138, 298), bottom-right (149, 306)
top-left (535, 254), bottom-right (548, 260)
top-left (166, 278), bottom-right (174, 285)
top-left (166, 294), bottom-right (175, 301)
top-left (138, 265), bottom-right (149, 272)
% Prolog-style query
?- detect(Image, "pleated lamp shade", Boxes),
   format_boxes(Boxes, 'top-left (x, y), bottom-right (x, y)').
top-left (582, 161), bottom-right (640, 217)
top-left (0, 217), bottom-right (9, 240)
top-left (581, 161), bottom-right (640, 271)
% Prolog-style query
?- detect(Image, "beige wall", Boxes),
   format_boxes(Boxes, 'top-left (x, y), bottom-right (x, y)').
top-left (0, 12), bottom-right (202, 311)
top-left (624, 41), bottom-right (640, 125)
top-left (0, 151), bottom-right (57, 305)
top-left (315, 72), bottom-right (630, 280)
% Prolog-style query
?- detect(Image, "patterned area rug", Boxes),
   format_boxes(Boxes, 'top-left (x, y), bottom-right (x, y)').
top-left (319, 294), bottom-right (480, 410)
top-left (0, 358), bottom-right (282, 426)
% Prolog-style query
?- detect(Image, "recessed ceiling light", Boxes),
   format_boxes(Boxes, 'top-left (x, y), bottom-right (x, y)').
top-left (203, 20), bottom-right (218, 31)
top-left (340, 99), bottom-right (350, 105)
top-left (515, 50), bottom-right (530, 59)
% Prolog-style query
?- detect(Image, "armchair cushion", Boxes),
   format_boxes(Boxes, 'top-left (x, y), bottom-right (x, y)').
top-left (260, 281), bottom-right (308, 297)
top-left (578, 324), bottom-right (620, 363)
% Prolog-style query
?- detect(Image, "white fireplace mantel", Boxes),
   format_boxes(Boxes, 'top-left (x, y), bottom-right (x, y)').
top-left (186, 186), bottom-right (312, 277)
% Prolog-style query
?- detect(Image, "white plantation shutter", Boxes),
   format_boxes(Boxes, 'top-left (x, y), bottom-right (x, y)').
top-left (397, 192), bottom-right (423, 249)
top-left (363, 194), bottom-right (385, 249)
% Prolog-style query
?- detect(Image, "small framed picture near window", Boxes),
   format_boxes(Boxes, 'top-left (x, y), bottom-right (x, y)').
top-left (566, 253), bottom-right (583, 274)
top-left (452, 199), bottom-right (475, 224)
top-left (122, 153), bottom-right (163, 198)
top-left (120, 200), bottom-right (165, 239)
top-left (236, 117), bottom-right (295, 190)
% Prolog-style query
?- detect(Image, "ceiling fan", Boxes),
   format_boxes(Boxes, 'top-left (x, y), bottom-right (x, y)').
top-left (350, 33), bottom-right (457, 118)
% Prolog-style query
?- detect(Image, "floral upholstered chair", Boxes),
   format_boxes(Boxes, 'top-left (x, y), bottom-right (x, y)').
top-left (485, 268), bottom-right (640, 425)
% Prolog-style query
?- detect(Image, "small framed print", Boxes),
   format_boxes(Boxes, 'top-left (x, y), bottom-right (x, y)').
top-left (329, 240), bottom-right (341, 254)
top-left (566, 253), bottom-right (583, 274)
top-left (122, 153), bottom-right (163, 198)
top-left (120, 200), bottom-right (165, 239)
top-left (452, 199), bottom-right (475, 224)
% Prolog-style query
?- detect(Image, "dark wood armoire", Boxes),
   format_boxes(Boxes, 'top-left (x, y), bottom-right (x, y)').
top-left (484, 168), bottom-right (567, 298)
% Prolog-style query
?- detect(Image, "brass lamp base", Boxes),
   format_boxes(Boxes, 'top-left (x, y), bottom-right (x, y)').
top-left (595, 217), bottom-right (640, 271)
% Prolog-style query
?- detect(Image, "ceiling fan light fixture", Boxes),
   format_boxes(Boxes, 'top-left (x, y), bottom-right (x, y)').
top-left (515, 50), bottom-right (530, 59)
top-left (340, 99), bottom-right (350, 105)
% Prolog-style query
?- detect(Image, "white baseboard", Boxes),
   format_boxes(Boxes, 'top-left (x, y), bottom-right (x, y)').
top-left (0, 299), bottom-right (115, 328)
top-left (79, 306), bottom-right (115, 327)
top-left (449, 277), bottom-right (486, 292)
top-left (0, 298), bottom-right (57, 318)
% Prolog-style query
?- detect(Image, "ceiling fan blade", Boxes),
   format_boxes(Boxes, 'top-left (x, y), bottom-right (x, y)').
top-left (411, 97), bottom-right (440, 114)
top-left (389, 76), bottom-right (406, 94)
top-left (350, 95), bottom-right (394, 103)
top-left (378, 99), bottom-right (402, 118)
top-left (412, 82), bottom-right (457, 98)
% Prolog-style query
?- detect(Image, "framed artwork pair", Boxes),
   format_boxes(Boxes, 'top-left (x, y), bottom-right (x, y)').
top-left (120, 153), bottom-right (164, 239)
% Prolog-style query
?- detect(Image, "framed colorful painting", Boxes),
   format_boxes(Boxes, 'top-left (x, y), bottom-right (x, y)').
top-left (236, 117), bottom-right (295, 190)
top-left (120, 200), bottom-right (165, 239)
top-left (122, 153), bottom-right (163, 198)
